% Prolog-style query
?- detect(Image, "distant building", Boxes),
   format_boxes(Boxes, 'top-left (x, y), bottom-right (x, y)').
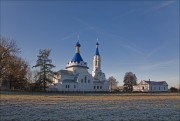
top-left (133, 80), bottom-right (168, 92)
top-left (48, 41), bottom-right (109, 92)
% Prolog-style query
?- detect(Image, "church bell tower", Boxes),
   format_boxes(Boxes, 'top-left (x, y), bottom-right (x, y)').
top-left (92, 42), bottom-right (101, 77)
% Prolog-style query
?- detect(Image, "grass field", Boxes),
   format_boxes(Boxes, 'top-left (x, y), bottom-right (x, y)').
top-left (0, 91), bottom-right (180, 121)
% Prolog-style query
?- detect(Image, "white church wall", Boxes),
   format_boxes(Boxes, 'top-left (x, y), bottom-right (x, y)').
top-left (61, 82), bottom-right (78, 91)
top-left (59, 75), bottom-right (74, 82)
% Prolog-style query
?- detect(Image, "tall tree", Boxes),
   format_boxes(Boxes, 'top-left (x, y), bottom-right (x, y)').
top-left (33, 49), bottom-right (55, 91)
top-left (0, 38), bottom-right (19, 86)
top-left (0, 37), bottom-right (28, 89)
top-left (7, 56), bottom-right (28, 89)
top-left (123, 72), bottom-right (137, 92)
top-left (108, 76), bottom-right (118, 92)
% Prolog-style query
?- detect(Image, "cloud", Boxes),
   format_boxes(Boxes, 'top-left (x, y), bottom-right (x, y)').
top-left (141, 0), bottom-right (176, 15)
top-left (139, 59), bottom-right (178, 70)
top-left (73, 17), bottom-right (103, 35)
top-left (61, 32), bottom-right (78, 41)
top-left (155, 1), bottom-right (176, 10)
top-left (60, 28), bottom-right (87, 41)
top-left (121, 44), bottom-right (144, 55)
top-left (111, 8), bottom-right (144, 22)
top-left (145, 41), bottom-right (169, 59)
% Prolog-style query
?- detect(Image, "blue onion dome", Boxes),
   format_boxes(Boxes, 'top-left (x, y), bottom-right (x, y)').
top-left (76, 41), bottom-right (81, 47)
top-left (71, 53), bottom-right (84, 63)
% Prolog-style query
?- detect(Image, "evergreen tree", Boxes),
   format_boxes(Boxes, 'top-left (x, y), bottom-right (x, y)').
top-left (33, 49), bottom-right (55, 91)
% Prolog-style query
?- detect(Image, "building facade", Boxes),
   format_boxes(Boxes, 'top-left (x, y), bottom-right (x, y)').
top-left (133, 80), bottom-right (168, 92)
top-left (48, 41), bottom-right (109, 92)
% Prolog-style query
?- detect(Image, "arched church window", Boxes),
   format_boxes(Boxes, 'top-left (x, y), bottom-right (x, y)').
top-left (85, 76), bottom-right (87, 81)
top-left (95, 60), bottom-right (97, 66)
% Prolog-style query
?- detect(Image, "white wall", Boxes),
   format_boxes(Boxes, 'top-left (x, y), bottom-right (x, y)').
top-left (133, 84), bottom-right (168, 92)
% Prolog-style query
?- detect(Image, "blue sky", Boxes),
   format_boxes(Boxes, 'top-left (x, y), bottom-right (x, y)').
top-left (1, 0), bottom-right (179, 88)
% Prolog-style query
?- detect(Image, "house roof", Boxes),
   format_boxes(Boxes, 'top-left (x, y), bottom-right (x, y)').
top-left (144, 81), bottom-right (167, 85)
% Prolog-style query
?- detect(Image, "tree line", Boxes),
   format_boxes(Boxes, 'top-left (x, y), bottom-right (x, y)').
top-left (0, 38), bottom-right (55, 91)
top-left (108, 72), bottom-right (137, 92)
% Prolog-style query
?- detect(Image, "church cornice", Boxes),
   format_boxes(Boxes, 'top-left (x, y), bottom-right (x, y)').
top-left (66, 65), bottom-right (89, 69)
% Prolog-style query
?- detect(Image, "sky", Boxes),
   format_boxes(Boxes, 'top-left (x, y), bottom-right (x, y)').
top-left (1, 0), bottom-right (179, 88)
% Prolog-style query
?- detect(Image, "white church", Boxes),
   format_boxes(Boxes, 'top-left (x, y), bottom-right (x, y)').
top-left (48, 41), bottom-right (109, 92)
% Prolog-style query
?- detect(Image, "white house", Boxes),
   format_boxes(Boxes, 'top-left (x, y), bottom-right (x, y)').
top-left (133, 80), bottom-right (168, 92)
top-left (48, 41), bottom-right (109, 92)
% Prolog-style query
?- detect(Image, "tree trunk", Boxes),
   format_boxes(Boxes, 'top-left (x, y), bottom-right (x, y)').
top-left (9, 79), bottom-right (12, 90)
top-left (43, 60), bottom-right (46, 91)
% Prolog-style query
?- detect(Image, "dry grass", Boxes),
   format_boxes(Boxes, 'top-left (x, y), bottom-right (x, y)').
top-left (0, 91), bottom-right (180, 121)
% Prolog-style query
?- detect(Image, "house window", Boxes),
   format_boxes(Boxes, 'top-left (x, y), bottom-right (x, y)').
top-left (66, 85), bottom-right (67, 88)
top-left (94, 86), bottom-right (96, 89)
top-left (100, 86), bottom-right (102, 89)
top-left (142, 86), bottom-right (144, 90)
top-left (81, 79), bottom-right (83, 83)
top-left (88, 80), bottom-right (90, 83)
top-left (68, 85), bottom-right (69, 88)
top-left (74, 85), bottom-right (76, 88)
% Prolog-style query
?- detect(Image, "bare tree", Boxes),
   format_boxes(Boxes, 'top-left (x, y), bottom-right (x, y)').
top-left (123, 72), bottom-right (137, 92)
top-left (108, 76), bottom-right (118, 92)
top-left (8, 56), bottom-right (28, 89)
top-left (0, 38), bottom-right (20, 86)
top-left (33, 49), bottom-right (55, 91)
